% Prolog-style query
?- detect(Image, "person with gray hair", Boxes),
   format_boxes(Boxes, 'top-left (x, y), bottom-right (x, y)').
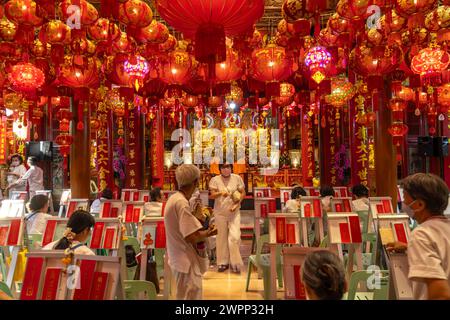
top-left (387, 173), bottom-right (450, 300)
top-left (165, 164), bottom-right (217, 300)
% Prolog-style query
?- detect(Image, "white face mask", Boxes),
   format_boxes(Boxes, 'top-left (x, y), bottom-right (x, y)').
top-left (403, 200), bottom-right (418, 219)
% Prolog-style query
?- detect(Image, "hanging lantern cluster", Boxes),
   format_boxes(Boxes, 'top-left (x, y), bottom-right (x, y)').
top-left (305, 46), bottom-right (331, 84)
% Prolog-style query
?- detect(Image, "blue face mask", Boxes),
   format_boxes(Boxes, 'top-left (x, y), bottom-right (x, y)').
top-left (403, 200), bottom-right (418, 219)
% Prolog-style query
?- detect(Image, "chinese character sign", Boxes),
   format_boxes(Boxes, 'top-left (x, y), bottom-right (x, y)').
top-left (302, 111), bottom-right (314, 187)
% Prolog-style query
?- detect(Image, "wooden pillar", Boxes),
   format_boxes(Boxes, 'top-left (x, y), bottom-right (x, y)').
top-left (375, 88), bottom-right (398, 205)
top-left (70, 96), bottom-right (90, 199)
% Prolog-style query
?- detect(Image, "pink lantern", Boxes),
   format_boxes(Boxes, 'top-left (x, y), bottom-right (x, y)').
top-left (304, 46), bottom-right (332, 84)
top-left (124, 55), bottom-right (150, 91)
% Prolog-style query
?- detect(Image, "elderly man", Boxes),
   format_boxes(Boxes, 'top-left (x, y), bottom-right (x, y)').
top-left (165, 164), bottom-right (217, 300)
top-left (387, 173), bottom-right (450, 300)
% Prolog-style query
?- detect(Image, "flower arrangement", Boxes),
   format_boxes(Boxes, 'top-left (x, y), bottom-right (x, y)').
top-left (334, 144), bottom-right (350, 183)
top-left (113, 146), bottom-right (127, 184)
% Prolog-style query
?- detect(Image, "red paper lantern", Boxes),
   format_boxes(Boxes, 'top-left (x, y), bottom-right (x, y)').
top-left (88, 18), bottom-right (120, 43)
top-left (395, 0), bottom-right (436, 18)
top-left (39, 20), bottom-right (71, 45)
top-left (8, 62), bottom-right (45, 93)
top-left (117, 0), bottom-right (153, 29)
top-left (111, 32), bottom-right (135, 54)
top-left (160, 50), bottom-right (196, 86)
top-left (0, 17), bottom-right (17, 41)
top-left (158, 34), bottom-right (177, 53)
top-left (380, 11), bottom-right (406, 33)
top-left (438, 83), bottom-right (450, 106)
top-left (411, 47), bottom-right (450, 76)
top-left (388, 122), bottom-right (409, 145)
top-left (282, 0), bottom-right (314, 22)
top-left (58, 56), bottom-right (99, 88)
top-left (327, 13), bottom-right (350, 34)
top-left (183, 95), bottom-right (199, 108)
top-left (336, 0), bottom-right (373, 21)
top-left (273, 82), bottom-right (295, 106)
top-left (215, 46), bottom-right (244, 83)
top-left (350, 44), bottom-right (404, 77)
top-left (136, 20), bottom-right (169, 44)
top-left (157, 0), bottom-right (264, 65)
top-left (60, 0), bottom-right (99, 26)
top-left (425, 6), bottom-right (450, 31)
top-left (5, 0), bottom-right (43, 26)
top-left (252, 44), bottom-right (293, 83)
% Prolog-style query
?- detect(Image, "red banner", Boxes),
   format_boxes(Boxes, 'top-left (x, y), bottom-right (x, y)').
top-left (321, 105), bottom-right (337, 186)
top-left (151, 106), bottom-right (164, 188)
top-left (125, 106), bottom-right (142, 188)
top-left (444, 111), bottom-right (450, 186)
top-left (350, 95), bottom-right (369, 186)
top-left (301, 110), bottom-right (314, 187)
top-left (0, 116), bottom-right (7, 164)
top-left (96, 101), bottom-right (113, 192)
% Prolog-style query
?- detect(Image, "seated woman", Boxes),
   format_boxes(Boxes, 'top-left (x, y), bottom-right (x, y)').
top-left (90, 188), bottom-right (113, 214)
top-left (284, 187), bottom-right (307, 213)
top-left (43, 210), bottom-right (95, 255)
top-left (144, 187), bottom-right (164, 216)
top-left (25, 194), bottom-right (52, 234)
top-left (351, 184), bottom-right (370, 211)
top-left (301, 250), bottom-right (346, 300)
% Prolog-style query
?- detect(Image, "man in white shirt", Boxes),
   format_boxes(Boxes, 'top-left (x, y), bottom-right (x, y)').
top-left (7, 156), bottom-right (44, 197)
top-left (165, 164), bottom-right (217, 300)
top-left (387, 173), bottom-right (450, 300)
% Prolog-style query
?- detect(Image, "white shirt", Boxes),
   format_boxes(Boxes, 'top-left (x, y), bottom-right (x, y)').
top-left (408, 217), bottom-right (450, 299)
top-left (352, 198), bottom-right (370, 211)
top-left (7, 164), bottom-right (27, 186)
top-left (144, 201), bottom-right (163, 216)
top-left (43, 240), bottom-right (95, 255)
top-left (321, 196), bottom-right (333, 212)
top-left (18, 165), bottom-right (44, 192)
top-left (164, 191), bottom-right (203, 275)
top-left (284, 199), bottom-right (300, 213)
top-left (209, 174), bottom-right (244, 216)
top-left (90, 198), bottom-right (109, 214)
top-left (26, 211), bottom-right (53, 234)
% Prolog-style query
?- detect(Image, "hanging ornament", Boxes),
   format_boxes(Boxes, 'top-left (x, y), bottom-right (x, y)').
top-left (411, 45), bottom-right (450, 86)
top-left (123, 55), bottom-right (150, 91)
top-left (8, 62), bottom-right (45, 94)
top-left (304, 46), bottom-right (331, 84)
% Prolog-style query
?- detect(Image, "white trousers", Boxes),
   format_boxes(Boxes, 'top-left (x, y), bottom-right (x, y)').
top-left (173, 268), bottom-right (203, 300)
top-left (215, 213), bottom-right (243, 268)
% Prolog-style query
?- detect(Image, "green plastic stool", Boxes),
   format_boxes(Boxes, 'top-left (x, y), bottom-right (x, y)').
top-left (0, 281), bottom-right (13, 298)
top-left (356, 211), bottom-right (370, 235)
top-left (346, 270), bottom-right (389, 300)
top-left (124, 280), bottom-right (157, 300)
top-left (124, 237), bottom-right (141, 280)
top-left (245, 234), bottom-right (283, 300)
top-left (251, 218), bottom-right (269, 254)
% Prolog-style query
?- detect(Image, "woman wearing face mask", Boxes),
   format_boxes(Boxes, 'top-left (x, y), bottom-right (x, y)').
top-left (6, 154), bottom-right (27, 195)
top-left (386, 173), bottom-right (450, 300)
top-left (209, 163), bottom-right (245, 273)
